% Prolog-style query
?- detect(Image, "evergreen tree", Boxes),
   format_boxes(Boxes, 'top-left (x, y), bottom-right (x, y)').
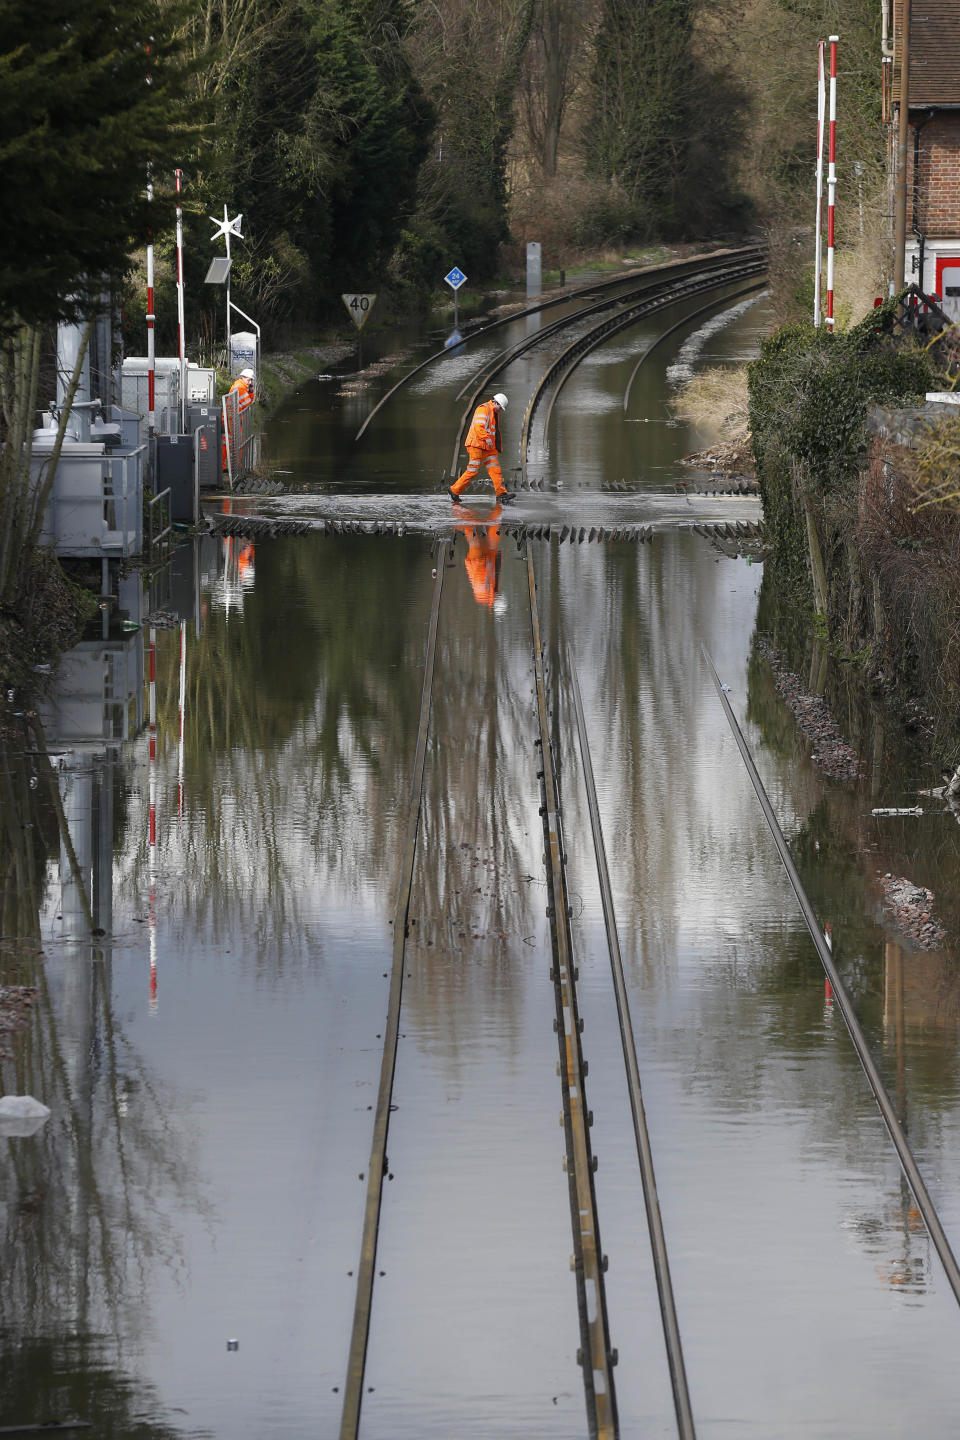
top-left (207, 0), bottom-right (434, 316)
top-left (305, 0), bottom-right (435, 294)
top-left (585, 0), bottom-right (747, 237)
top-left (0, 0), bottom-right (200, 328)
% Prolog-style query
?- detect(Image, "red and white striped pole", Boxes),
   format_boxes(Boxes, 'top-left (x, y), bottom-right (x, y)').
top-left (814, 41), bottom-right (826, 328)
top-left (175, 167), bottom-right (187, 431)
top-left (146, 174), bottom-right (156, 431)
top-left (145, 44), bottom-right (156, 431)
top-left (825, 35), bottom-right (838, 332)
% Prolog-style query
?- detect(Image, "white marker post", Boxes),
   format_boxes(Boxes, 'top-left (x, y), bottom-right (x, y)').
top-left (175, 169), bottom-right (187, 430)
top-left (814, 41), bottom-right (826, 328)
top-left (342, 292), bottom-right (377, 368)
top-left (826, 36), bottom-right (838, 333)
top-left (146, 171), bottom-right (156, 430)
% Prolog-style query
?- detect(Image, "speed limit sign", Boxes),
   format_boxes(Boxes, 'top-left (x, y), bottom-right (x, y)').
top-left (341, 293), bottom-right (377, 331)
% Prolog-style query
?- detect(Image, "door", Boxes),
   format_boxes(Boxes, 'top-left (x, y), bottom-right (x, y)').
top-left (935, 256), bottom-right (960, 324)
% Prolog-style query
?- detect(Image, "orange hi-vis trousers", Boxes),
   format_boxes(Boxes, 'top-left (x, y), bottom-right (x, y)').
top-left (450, 446), bottom-right (507, 498)
top-left (463, 523), bottom-right (502, 607)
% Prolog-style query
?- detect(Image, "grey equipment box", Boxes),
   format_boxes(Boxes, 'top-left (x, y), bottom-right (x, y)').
top-left (189, 405), bottom-right (222, 490)
top-left (155, 434), bottom-right (195, 524)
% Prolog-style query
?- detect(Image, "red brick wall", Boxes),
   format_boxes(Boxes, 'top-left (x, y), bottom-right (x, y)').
top-left (906, 112), bottom-right (960, 237)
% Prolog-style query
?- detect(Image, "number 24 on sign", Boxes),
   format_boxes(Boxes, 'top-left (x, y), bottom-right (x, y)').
top-left (342, 293), bottom-right (377, 331)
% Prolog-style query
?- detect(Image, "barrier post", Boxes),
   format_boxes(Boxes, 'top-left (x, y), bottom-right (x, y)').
top-left (826, 36), bottom-right (838, 332)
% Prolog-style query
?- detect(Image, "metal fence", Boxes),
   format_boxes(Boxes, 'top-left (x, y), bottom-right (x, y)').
top-left (221, 389), bottom-right (260, 488)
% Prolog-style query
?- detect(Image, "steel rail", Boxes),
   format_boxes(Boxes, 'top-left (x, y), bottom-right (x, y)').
top-left (356, 273), bottom-right (630, 443)
top-left (622, 281), bottom-right (767, 415)
top-left (356, 249), bottom-right (760, 441)
top-left (702, 643), bottom-right (960, 1310)
top-left (568, 655), bottom-right (697, 1440)
top-left (454, 250), bottom-right (764, 482)
top-left (452, 250), bottom-right (763, 406)
top-left (339, 557), bottom-right (446, 1440)
top-left (528, 260), bottom-right (766, 470)
top-left (527, 545), bottom-right (619, 1440)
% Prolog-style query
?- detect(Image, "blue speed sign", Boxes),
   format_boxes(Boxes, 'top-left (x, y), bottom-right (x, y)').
top-left (444, 266), bottom-right (467, 291)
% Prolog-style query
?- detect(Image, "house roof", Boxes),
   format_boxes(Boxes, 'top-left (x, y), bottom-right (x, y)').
top-left (894, 0), bottom-right (960, 106)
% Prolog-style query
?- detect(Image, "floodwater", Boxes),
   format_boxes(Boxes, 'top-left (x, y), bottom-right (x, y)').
top-left (3, 280), bottom-right (960, 1437)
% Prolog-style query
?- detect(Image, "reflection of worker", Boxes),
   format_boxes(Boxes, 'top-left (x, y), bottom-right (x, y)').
top-left (222, 368), bottom-right (256, 469)
top-left (456, 503), bottom-right (505, 609)
top-left (449, 392), bottom-right (513, 502)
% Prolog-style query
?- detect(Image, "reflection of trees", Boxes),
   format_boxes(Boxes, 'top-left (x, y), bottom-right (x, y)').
top-left (516, 536), bottom-right (960, 1296)
top-left (0, 720), bottom-right (55, 944)
top-left (0, 731), bottom-right (209, 1430)
top-left (534, 533), bottom-right (767, 975)
top-left (0, 1337), bottom-right (208, 1438)
top-left (403, 539), bottom-right (548, 1058)
top-left (742, 580), bottom-right (960, 1288)
top-left (117, 535), bottom-right (437, 962)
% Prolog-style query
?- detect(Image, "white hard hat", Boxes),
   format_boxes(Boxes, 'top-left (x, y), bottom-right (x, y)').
top-left (240, 368), bottom-right (255, 380)
top-left (493, 392), bottom-right (508, 409)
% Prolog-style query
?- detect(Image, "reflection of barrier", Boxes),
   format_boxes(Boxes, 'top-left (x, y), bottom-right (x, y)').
top-left (147, 488), bottom-right (173, 562)
top-left (221, 388), bottom-right (259, 488)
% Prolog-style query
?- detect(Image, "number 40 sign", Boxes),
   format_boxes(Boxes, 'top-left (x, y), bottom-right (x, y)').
top-left (341, 293), bottom-right (377, 331)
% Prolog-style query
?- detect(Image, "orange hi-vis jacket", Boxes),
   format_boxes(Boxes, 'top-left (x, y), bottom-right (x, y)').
top-left (465, 399), bottom-right (502, 455)
top-left (229, 376), bottom-right (254, 413)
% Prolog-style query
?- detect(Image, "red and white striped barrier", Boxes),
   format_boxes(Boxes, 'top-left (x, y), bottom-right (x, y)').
top-left (147, 173), bottom-right (156, 430)
top-left (814, 41), bottom-right (826, 327)
top-left (175, 167), bottom-right (186, 430)
top-left (826, 36), bottom-right (838, 332)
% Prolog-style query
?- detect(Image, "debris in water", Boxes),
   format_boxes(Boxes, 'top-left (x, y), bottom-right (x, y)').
top-left (0, 1094), bottom-right (50, 1137)
top-left (757, 639), bottom-right (860, 780)
top-left (878, 873), bottom-right (947, 950)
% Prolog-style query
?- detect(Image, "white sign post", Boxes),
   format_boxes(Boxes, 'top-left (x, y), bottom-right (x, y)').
top-left (444, 266), bottom-right (467, 332)
top-left (342, 293), bottom-right (377, 367)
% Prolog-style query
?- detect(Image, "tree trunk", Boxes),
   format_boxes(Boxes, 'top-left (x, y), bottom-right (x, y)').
top-left (801, 487), bottom-right (829, 628)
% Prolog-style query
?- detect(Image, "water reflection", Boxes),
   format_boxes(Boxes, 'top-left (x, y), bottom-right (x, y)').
top-left (0, 545), bottom-right (219, 1435)
top-left (452, 502), bottom-right (504, 610)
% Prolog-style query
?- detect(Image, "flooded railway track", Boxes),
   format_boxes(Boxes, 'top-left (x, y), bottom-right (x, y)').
top-left (216, 251), bottom-right (960, 1440)
top-left (339, 531), bottom-right (698, 1439)
top-left (14, 247), bottom-right (960, 1437)
top-left (354, 246), bottom-right (764, 447)
top-left (338, 529), bottom-right (960, 1440)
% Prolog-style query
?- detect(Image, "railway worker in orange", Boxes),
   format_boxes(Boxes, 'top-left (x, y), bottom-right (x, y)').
top-left (449, 392), bottom-right (514, 502)
top-left (222, 368), bottom-right (256, 469)
top-left (455, 503), bottom-right (504, 609)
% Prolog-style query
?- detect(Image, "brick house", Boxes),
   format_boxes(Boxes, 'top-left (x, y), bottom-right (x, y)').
top-left (891, 0), bottom-right (960, 319)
